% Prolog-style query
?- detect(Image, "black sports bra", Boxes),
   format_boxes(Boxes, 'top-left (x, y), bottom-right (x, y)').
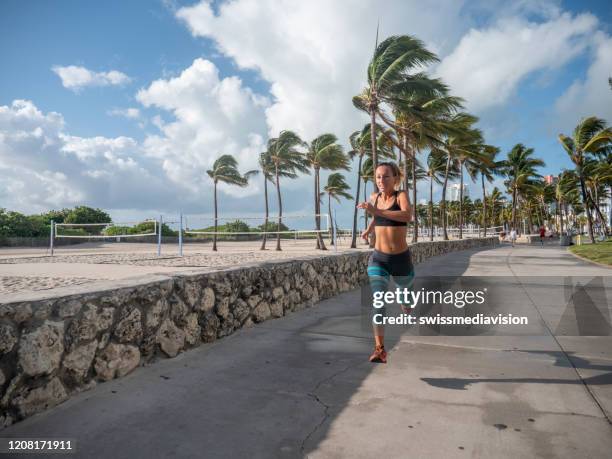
top-left (373, 191), bottom-right (407, 227)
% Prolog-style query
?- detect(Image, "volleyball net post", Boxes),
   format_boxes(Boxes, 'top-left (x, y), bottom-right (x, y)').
top-left (178, 212), bottom-right (183, 257)
top-left (49, 220), bottom-right (55, 257)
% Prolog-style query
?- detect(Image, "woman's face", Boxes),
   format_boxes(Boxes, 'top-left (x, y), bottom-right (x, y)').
top-left (376, 165), bottom-right (397, 193)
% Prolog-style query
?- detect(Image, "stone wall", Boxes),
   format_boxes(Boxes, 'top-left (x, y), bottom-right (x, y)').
top-left (0, 237), bottom-right (498, 427)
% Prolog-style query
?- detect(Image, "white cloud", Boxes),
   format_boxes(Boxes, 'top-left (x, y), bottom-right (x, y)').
top-left (107, 108), bottom-right (141, 119)
top-left (554, 32), bottom-right (612, 132)
top-left (175, 0), bottom-right (470, 143)
top-left (52, 65), bottom-right (131, 92)
top-left (0, 99), bottom-right (200, 214)
top-left (136, 58), bottom-right (269, 195)
top-left (435, 12), bottom-right (598, 112)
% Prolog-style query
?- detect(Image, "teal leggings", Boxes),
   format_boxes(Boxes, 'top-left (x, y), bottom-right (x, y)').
top-left (367, 249), bottom-right (415, 320)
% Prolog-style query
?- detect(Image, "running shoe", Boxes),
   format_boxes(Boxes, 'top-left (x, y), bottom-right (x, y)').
top-left (369, 345), bottom-right (387, 363)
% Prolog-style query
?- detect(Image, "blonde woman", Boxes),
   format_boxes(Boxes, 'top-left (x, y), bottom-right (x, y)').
top-left (357, 162), bottom-right (414, 363)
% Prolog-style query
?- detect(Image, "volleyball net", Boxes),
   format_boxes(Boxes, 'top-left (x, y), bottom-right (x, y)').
top-left (54, 220), bottom-right (158, 239)
top-left (183, 214), bottom-right (330, 239)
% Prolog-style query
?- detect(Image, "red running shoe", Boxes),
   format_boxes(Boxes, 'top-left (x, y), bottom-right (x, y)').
top-left (369, 345), bottom-right (387, 363)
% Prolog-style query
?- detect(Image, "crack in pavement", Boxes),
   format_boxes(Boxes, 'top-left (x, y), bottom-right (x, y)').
top-left (299, 359), bottom-right (364, 457)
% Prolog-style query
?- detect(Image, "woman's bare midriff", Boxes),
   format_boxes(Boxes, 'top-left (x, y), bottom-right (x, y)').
top-left (374, 226), bottom-right (409, 254)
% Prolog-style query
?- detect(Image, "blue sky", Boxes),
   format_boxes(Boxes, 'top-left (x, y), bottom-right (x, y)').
top-left (1, 0), bottom-right (611, 227)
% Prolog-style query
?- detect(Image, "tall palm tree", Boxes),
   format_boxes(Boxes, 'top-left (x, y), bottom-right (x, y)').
top-left (466, 145), bottom-right (500, 236)
top-left (386, 86), bottom-right (463, 242)
top-left (207, 154), bottom-right (257, 251)
top-left (323, 173), bottom-right (352, 245)
top-left (258, 149), bottom-right (298, 250)
top-left (583, 159), bottom-right (612, 235)
top-left (258, 150), bottom-right (273, 250)
top-left (306, 134), bottom-right (349, 250)
top-left (353, 34), bottom-right (439, 182)
top-left (487, 187), bottom-right (506, 228)
top-left (425, 149), bottom-right (451, 240)
top-left (348, 125), bottom-right (395, 246)
top-left (554, 171), bottom-right (578, 234)
top-left (500, 144), bottom-right (544, 234)
top-left (558, 116), bottom-right (612, 242)
top-left (437, 113), bottom-right (479, 239)
top-left (348, 127), bottom-right (368, 248)
top-left (268, 130), bottom-right (309, 251)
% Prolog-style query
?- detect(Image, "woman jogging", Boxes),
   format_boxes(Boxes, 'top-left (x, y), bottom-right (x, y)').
top-left (357, 162), bottom-right (413, 363)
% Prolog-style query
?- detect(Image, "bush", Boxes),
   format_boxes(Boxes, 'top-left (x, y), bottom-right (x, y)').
top-left (65, 206), bottom-right (111, 224)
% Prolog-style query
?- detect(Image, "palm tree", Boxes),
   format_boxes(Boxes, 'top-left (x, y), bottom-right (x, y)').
top-left (555, 171), bottom-right (579, 234)
top-left (487, 187), bottom-right (506, 229)
top-left (558, 116), bottom-right (612, 242)
top-left (268, 131), bottom-right (309, 251)
top-left (500, 144), bottom-right (544, 234)
top-left (258, 149), bottom-right (299, 250)
top-left (323, 173), bottom-right (352, 245)
top-left (466, 145), bottom-right (500, 236)
top-left (426, 150), bottom-right (448, 240)
top-left (207, 154), bottom-right (258, 251)
top-left (348, 125), bottom-right (396, 246)
top-left (353, 34), bottom-right (439, 182)
top-left (305, 134), bottom-right (349, 250)
top-left (437, 113), bottom-right (479, 239)
top-left (583, 159), bottom-right (612, 235)
top-left (374, 80), bottom-right (463, 242)
top-left (258, 150), bottom-right (273, 250)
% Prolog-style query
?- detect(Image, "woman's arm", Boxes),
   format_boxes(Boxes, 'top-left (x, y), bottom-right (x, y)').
top-left (358, 191), bottom-right (412, 223)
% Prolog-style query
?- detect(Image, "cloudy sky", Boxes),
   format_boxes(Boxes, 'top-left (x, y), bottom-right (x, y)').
top-left (1, 0), bottom-right (611, 228)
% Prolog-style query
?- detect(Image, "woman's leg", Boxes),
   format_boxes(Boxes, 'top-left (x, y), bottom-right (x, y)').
top-left (367, 253), bottom-right (390, 361)
top-left (390, 249), bottom-right (415, 314)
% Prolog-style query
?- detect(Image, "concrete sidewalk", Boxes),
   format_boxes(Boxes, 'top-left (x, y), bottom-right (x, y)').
top-left (3, 244), bottom-right (612, 458)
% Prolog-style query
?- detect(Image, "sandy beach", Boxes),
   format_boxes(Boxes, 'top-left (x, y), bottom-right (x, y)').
top-left (0, 239), bottom-right (367, 297)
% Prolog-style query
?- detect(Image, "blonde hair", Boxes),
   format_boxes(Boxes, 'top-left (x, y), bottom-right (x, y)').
top-left (376, 162), bottom-right (401, 190)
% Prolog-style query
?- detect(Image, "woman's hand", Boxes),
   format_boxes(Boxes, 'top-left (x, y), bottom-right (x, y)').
top-left (357, 201), bottom-right (375, 214)
top-left (360, 229), bottom-right (370, 243)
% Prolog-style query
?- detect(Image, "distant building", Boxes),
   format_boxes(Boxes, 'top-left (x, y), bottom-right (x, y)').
top-left (448, 183), bottom-right (469, 201)
top-left (544, 175), bottom-right (558, 185)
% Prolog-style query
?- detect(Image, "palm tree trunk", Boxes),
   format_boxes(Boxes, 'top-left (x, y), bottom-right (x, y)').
top-left (511, 187), bottom-right (517, 232)
top-left (609, 186), bottom-right (612, 230)
top-left (328, 194), bottom-right (334, 245)
top-left (578, 175), bottom-right (595, 243)
top-left (429, 174), bottom-right (434, 241)
top-left (402, 135), bottom-right (410, 193)
top-left (481, 174), bottom-right (487, 237)
top-left (369, 108), bottom-right (378, 179)
top-left (212, 181), bottom-right (218, 251)
top-left (275, 164), bottom-right (283, 251)
top-left (363, 180), bottom-right (368, 231)
top-left (398, 148), bottom-right (403, 191)
top-left (314, 168), bottom-right (326, 250)
top-left (350, 154), bottom-right (363, 248)
top-left (411, 145), bottom-right (418, 243)
top-left (441, 154), bottom-right (451, 240)
top-left (459, 160), bottom-right (464, 239)
top-left (260, 177), bottom-right (269, 250)
top-left (588, 188), bottom-right (608, 235)
top-left (558, 199), bottom-right (564, 234)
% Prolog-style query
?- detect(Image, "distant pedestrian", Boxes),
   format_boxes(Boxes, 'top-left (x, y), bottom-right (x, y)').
top-left (539, 226), bottom-right (546, 246)
top-left (509, 229), bottom-right (517, 247)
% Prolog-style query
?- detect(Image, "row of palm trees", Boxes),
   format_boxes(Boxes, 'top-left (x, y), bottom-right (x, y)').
top-left (208, 131), bottom-right (353, 251)
top-left (349, 34), bottom-right (612, 245)
top-left (205, 34), bottom-right (611, 251)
